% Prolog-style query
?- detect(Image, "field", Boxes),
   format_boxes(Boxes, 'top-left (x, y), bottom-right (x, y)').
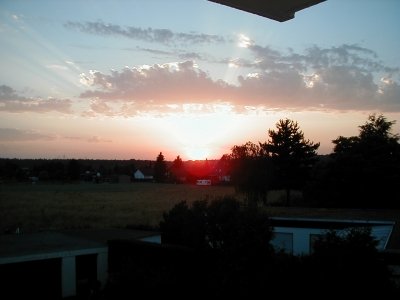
top-left (2, 182), bottom-right (399, 235)
top-left (0, 182), bottom-right (241, 233)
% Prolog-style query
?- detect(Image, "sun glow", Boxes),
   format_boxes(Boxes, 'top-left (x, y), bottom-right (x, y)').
top-left (184, 144), bottom-right (211, 160)
top-left (160, 107), bottom-right (242, 160)
top-left (175, 119), bottom-right (215, 160)
top-left (238, 33), bottom-right (253, 48)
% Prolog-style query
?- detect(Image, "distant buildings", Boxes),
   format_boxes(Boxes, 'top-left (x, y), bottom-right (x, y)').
top-left (133, 169), bottom-right (154, 181)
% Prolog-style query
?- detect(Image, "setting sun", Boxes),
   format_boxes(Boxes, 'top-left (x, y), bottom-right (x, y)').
top-left (168, 114), bottom-right (219, 160)
top-left (184, 144), bottom-right (211, 160)
top-left (159, 107), bottom-right (246, 160)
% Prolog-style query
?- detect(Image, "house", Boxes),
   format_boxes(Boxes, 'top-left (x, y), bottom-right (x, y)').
top-left (265, 207), bottom-right (400, 286)
top-left (133, 168), bottom-right (154, 181)
top-left (270, 217), bottom-right (395, 255)
top-left (264, 206), bottom-right (400, 254)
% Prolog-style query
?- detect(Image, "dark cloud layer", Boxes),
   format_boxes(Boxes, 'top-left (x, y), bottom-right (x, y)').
top-left (65, 21), bottom-right (226, 45)
top-left (133, 47), bottom-right (205, 61)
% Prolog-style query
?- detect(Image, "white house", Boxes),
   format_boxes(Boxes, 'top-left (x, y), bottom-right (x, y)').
top-left (270, 217), bottom-right (395, 255)
top-left (134, 169), bottom-right (153, 181)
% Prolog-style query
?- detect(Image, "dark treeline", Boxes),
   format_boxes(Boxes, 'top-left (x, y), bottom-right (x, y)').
top-left (0, 155), bottom-right (218, 184)
top-left (0, 158), bottom-right (142, 182)
top-left (225, 114), bottom-right (400, 209)
top-left (305, 114), bottom-right (400, 208)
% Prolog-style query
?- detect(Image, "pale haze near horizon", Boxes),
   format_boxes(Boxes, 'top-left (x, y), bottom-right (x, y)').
top-left (0, 0), bottom-right (399, 161)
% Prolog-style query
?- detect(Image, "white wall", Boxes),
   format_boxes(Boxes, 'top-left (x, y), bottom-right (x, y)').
top-left (272, 227), bottom-right (325, 255)
top-left (272, 224), bottom-right (393, 255)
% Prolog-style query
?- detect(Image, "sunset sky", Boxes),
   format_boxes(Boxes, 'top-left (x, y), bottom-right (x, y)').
top-left (1, 0), bottom-right (399, 160)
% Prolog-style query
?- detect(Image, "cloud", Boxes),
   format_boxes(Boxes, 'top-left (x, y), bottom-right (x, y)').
top-left (238, 33), bottom-right (255, 48)
top-left (0, 128), bottom-right (112, 144)
top-left (78, 42), bottom-right (400, 115)
top-left (65, 21), bottom-right (226, 45)
top-left (133, 47), bottom-right (172, 56)
top-left (0, 85), bottom-right (73, 113)
top-left (46, 64), bottom-right (69, 70)
top-left (235, 43), bottom-right (400, 111)
top-left (80, 61), bottom-right (231, 103)
top-left (126, 47), bottom-right (207, 63)
top-left (245, 43), bottom-right (399, 75)
top-left (136, 46), bottom-right (207, 61)
top-left (87, 136), bottom-right (112, 143)
top-left (0, 128), bottom-right (56, 142)
top-left (65, 135), bottom-right (112, 143)
top-left (178, 52), bottom-right (203, 60)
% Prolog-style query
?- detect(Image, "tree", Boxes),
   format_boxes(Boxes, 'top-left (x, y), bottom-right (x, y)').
top-left (154, 152), bottom-right (167, 183)
top-left (67, 159), bottom-right (81, 181)
top-left (262, 119), bottom-right (320, 205)
top-left (160, 196), bottom-right (273, 254)
top-left (159, 200), bottom-right (208, 249)
top-left (160, 196), bottom-right (274, 297)
top-left (170, 155), bottom-right (185, 183)
top-left (333, 114), bottom-right (399, 158)
top-left (311, 114), bottom-right (400, 208)
top-left (172, 155), bottom-right (183, 169)
top-left (309, 227), bottom-right (395, 297)
top-left (228, 142), bottom-right (272, 206)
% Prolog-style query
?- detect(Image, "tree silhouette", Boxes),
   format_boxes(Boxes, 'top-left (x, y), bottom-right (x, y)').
top-left (67, 159), bottom-right (81, 181)
top-left (333, 114), bottom-right (399, 158)
top-left (309, 227), bottom-right (395, 297)
top-left (228, 142), bottom-right (272, 206)
top-left (307, 114), bottom-right (400, 208)
top-left (331, 114), bottom-right (400, 207)
top-left (172, 155), bottom-right (183, 169)
top-left (154, 152), bottom-right (167, 183)
top-left (170, 155), bottom-right (185, 183)
top-left (160, 196), bottom-right (273, 254)
top-left (262, 119), bottom-right (320, 205)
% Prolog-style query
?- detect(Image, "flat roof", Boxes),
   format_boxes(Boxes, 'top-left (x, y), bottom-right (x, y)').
top-left (0, 229), bottom-right (159, 264)
top-left (270, 217), bottom-right (395, 229)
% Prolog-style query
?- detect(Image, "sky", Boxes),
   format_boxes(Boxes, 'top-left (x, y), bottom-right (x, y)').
top-left (0, 0), bottom-right (399, 161)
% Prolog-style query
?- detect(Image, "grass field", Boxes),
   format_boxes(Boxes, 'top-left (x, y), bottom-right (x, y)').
top-left (0, 182), bottom-right (241, 233)
top-left (2, 182), bottom-right (399, 235)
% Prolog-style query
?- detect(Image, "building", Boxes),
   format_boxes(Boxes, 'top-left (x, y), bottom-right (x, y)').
top-left (0, 229), bottom-right (160, 299)
top-left (266, 208), bottom-right (400, 286)
top-left (270, 217), bottom-right (394, 255)
top-left (133, 169), bottom-right (154, 181)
